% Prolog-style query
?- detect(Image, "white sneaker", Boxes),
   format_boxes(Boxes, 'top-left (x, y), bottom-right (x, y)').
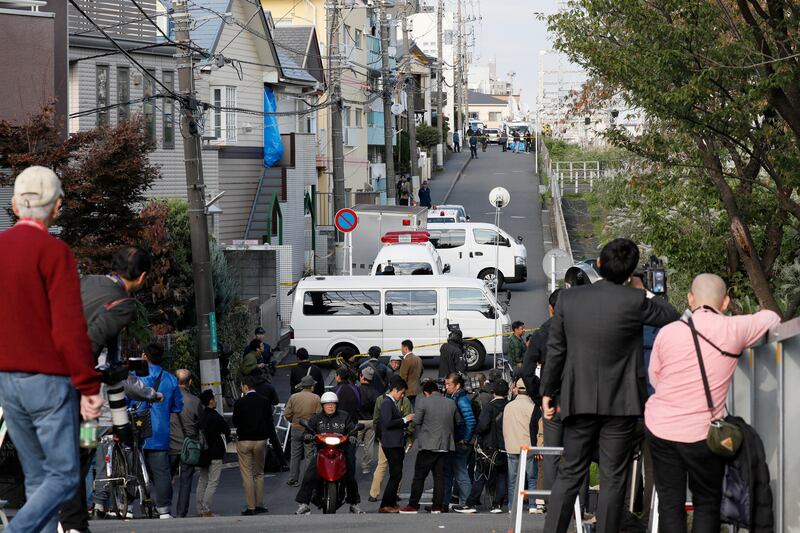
top-left (159, 513), bottom-right (173, 519)
top-left (296, 503), bottom-right (311, 515)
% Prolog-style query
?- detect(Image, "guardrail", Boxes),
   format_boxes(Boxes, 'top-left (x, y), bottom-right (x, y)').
top-left (539, 139), bottom-right (574, 262)
top-left (729, 316), bottom-right (800, 531)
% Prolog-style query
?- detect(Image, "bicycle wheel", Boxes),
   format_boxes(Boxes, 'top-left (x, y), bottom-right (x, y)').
top-left (109, 444), bottom-right (129, 520)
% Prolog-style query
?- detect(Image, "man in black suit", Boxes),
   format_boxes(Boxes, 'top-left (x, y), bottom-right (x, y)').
top-left (541, 239), bottom-right (679, 533)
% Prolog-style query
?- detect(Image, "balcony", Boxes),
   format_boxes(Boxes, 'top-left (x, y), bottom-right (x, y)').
top-left (366, 34), bottom-right (396, 73)
top-left (367, 111), bottom-right (397, 146)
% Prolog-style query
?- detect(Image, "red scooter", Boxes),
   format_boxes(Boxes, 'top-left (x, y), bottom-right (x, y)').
top-left (302, 422), bottom-right (363, 514)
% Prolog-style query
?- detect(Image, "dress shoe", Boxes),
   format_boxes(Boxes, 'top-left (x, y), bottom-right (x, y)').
top-left (379, 506), bottom-right (400, 513)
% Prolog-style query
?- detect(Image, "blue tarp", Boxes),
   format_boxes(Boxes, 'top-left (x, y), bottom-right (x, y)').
top-left (263, 86), bottom-right (283, 168)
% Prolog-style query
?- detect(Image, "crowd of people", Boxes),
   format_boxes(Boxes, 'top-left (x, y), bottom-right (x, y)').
top-left (0, 166), bottom-right (782, 533)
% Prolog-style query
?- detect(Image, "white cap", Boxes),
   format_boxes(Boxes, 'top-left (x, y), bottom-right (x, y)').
top-left (14, 166), bottom-right (63, 208)
top-left (320, 392), bottom-right (339, 404)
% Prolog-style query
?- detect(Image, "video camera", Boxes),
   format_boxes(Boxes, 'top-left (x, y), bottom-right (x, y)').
top-left (96, 357), bottom-right (149, 385)
top-left (635, 255), bottom-right (667, 298)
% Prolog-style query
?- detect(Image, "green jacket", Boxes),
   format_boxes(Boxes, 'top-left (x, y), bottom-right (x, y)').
top-left (240, 349), bottom-right (260, 376)
top-left (373, 395), bottom-right (414, 443)
top-left (507, 335), bottom-right (526, 365)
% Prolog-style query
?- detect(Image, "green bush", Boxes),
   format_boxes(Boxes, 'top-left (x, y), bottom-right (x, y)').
top-left (164, 328), bottom-right (199, 394)
top-left (416, 124), bottom-right (441, 149)
top-left (219, 302), bottom-right (255, 374)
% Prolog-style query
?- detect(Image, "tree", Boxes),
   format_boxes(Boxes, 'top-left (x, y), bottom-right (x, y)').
top-left (0, 107), bottom-right (159, 271)
top-left (550, 1), bottom-right (800, 317)
top-left (416, 124), bottom-right (441, 150)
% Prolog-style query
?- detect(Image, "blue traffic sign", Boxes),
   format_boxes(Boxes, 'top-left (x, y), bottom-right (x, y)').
top-left (334, 208), bottom-right (358, 233)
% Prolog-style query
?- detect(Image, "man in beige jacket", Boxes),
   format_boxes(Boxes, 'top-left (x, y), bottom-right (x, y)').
top-left (398, 340), bottom-right (424, 406)
top-left (283, 375), bottom-right (321, 486)
top-left (503, 379), bottom-right (542, 514)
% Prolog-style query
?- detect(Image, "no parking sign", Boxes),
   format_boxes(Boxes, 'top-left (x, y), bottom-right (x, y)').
top-left (334, 208), bottom-right (358, 233)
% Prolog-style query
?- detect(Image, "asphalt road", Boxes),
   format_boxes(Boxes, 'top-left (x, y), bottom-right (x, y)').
top-left (80, 146), bottom-right (551, 531)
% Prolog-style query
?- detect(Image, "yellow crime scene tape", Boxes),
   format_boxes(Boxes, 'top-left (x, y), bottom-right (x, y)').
top-left (274, 327), bottom-right (539, 369)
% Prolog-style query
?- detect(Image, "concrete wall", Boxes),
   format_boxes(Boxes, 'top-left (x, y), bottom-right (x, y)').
top-left (223, 248), bottom-right (279, 345)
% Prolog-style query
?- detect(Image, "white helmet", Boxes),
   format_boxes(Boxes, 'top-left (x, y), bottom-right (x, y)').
top-left (320, 392), bottom-right (339, 405)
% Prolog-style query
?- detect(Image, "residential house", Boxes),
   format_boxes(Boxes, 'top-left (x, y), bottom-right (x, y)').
top-left (467, 90), bottom-right (512, 129)
top-left (407, 9), bottom-right (453, 130)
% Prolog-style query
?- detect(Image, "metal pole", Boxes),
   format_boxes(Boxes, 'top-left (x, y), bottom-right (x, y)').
top-left (435, 0), bottom-right (444, 170)
top-left (493, 202), bottom-right (501, 370)
top-left (329, 0), bottom-right (346, 240)
top-left (402, 2), bottom-right (418, 182)
top-left (455, 0), bottom-right (462, 135)
top-left (173, 0), bottom-right (221, 409)
top-left (550, 254), bottom-right (556, 293)
top-left (379, 1), bottom-right (396, 202)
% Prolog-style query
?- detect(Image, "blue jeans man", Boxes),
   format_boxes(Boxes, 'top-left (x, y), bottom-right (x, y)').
top-left (0, 373), bottom-right (81, 533)
top-left (443, 443), bottom-right (473, 505)
top-left (507, 452), bottom-right (539, 512)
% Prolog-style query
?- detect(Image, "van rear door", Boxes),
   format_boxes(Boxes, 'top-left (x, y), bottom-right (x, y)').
top-left (382, 289), bottom-right (440, 356)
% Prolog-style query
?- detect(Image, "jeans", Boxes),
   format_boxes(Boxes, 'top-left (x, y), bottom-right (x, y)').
top-left (196, 459), bottom-right (223, 514)
top-left (380, 446), bottom-right (405, 508)
top-left (507, 452), bottom-right (539, 511)
top-left (470, 145), bottom-right (478, 158)
top-left (0, 372), bottom-right (80, 533)
top-left (144, 450), bottom-right (174, 514)
top-left (169, 454), bottom-right (195, 517)
top-left (443, 443), bottom-right (473, 504)
top-left (92, 431), bottom-right (113, 511)
top-left (408, 450), bottom-right (446, 509)
top-left (648, 431), bottom-right (725, 533)
top-left (288, 427), bottom-right (316, 483)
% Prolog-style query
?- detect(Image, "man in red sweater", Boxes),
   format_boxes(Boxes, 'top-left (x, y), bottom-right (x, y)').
top-left (0, 166), bottom-right (102, 533)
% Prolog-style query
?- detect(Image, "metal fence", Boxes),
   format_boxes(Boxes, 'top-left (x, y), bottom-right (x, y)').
top-left (539, 139), bottom-right (574, 261)
top-left (729, 316), bottom-right (800, 532)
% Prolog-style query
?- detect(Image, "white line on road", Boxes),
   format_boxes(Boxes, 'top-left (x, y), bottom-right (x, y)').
top-left (510, 216), bottom-right (526, 219)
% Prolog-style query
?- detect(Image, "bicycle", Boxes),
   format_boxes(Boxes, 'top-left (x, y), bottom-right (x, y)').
top-left (495, 356), bottom-right (516, 385)
top-left (95, 408), bottom-right (157, 519)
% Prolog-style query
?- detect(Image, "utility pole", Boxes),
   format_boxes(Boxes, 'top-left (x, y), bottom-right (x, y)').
top-left (379, 0), bottom-right (396, 203)
top-left (172, 0), bottom-right (220, 407)
top-left (435, 0), bottom-right (444, 170)
top-left (454, 0), bottom-right (462, 136)
top-left (328, 0), bottom-right (346, 238)
top-left (462, 13), bottom-right (469, 129)
top-left (402, 2), bottom-right (418, 183)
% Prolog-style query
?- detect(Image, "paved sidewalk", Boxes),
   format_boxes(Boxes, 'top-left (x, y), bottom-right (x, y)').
top-left (428, 149), bottom-right (470, 204)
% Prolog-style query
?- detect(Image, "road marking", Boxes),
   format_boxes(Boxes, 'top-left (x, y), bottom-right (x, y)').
top-left (512, 170), bottom-right (525, 173)
top-left (493, 172), bottom-right (507, 175)
top-left (510, 216), bottom-right (526, 219)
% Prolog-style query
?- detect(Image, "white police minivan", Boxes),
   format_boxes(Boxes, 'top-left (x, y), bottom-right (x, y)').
top-left (289, 275), bottom-right (511, 370)
top-left (427, 222), bottom-right (527, 290)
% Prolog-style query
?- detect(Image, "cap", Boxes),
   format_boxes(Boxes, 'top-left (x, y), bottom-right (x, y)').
top-left (361, 366), bottom-right (375, 382)
top-left (254, 326), bottom-right (266, 335)
top-left (390, 354), bottom-right (403, 362)
top-left (297, 375), bottom-right (317, 389)
top-left (14, 166), bottom-right (63, 208)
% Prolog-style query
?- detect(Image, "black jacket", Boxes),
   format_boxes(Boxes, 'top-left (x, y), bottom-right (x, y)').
top-left (438, 340), bottom-right (466, 377)
top-left (255, 381), bottom-right (280, 408)
top-left (232, 391), bottom-right (272, 441)
top-left (334, 383), bottom-right (361, 424)
top-left (306, 410), bottom-right (354, 437)
top-left (289, 361), bottom-right (325, 397)
top-left (201, 406), bottom-right (231, 460)
top-left (379, 395), bottom-right (409, 448)
top-left (80, 275), bottom-right (138, 361)
top-left (521, 318), bottom-right (551, 403)
top-left (721, 416), bottom-right (774, 532)
top-left (542, 280), bottom-right (679, 418)
top-left (475, 397), bottom-right (507, 451)
top-left (358, 383), bottom-right (380, 420)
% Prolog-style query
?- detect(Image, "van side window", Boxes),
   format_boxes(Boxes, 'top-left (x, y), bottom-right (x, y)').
top-left (385, 290), bottom-right (437, 315)
top-left (473, 229), bottom-right (509, 246)
top-left (428, 229), bottom-right (466, 249)
top-left (303, 291), bottom-right (381, 316)
top-left (448, 289), bottom-right (493, 318)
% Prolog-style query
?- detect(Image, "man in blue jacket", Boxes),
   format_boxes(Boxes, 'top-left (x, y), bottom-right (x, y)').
top-left (134, 343), bottom-right (183, 518)
top-left (443, 373), bottom-right (476, 508)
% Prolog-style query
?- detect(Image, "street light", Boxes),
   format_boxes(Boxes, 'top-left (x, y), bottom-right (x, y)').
top-left (489, 186), bottom-right (510, 370)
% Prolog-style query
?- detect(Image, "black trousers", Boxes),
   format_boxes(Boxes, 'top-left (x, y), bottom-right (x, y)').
top-left (470, 145), bottom-right (478, 158)
top-left (647, 430), bottom-right (725, 533)
top-left (408, 450), bottom-right (446, 509)
top-left (380, 446), bottom-right (405, 508)
top-left (60, 445), bottom-right (92, 530)
top-left (544, 415), bottom-right (637, 533)
top-left (466, 454), bottom-right (507, 507)
top-left (542, 412), bottom-right (589, 508)
top-left (264, 419), bottom-right (287, 470)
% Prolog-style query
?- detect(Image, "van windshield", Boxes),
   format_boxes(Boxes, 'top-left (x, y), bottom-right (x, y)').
top-left (376, 262), bottom-right (434, 275)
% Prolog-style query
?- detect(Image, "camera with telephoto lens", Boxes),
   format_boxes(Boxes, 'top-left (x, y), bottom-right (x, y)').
top-left (635, 255), bottom-right (667, 298)
top-left (96, 357), bottom-right (149, 385)
top-left (95, 355), bottom-right (150, 446)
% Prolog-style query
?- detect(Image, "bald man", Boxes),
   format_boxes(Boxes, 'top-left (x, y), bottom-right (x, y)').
top-left (645, 274), bottom-right (780, 533)
top-left (170, 369), bottom-right (204, 517)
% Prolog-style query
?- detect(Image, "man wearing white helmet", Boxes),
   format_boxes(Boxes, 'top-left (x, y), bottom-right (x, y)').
top-left (295, 392), bottom-right (364, 515)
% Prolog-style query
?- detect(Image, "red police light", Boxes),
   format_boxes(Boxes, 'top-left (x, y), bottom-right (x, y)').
top-left (402, 219), bottom-right (411, 226)
top-left (381, 231), bottom-right (430, 244)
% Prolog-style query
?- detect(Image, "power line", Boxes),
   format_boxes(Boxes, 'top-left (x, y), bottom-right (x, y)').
top-left (129, 0), bottom-right (207, 55)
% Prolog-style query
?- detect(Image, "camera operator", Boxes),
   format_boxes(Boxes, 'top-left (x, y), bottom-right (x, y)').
top-left (541, 238), bottom-right (680, 533)
top-left (60, 246), bottom-right (157, 532)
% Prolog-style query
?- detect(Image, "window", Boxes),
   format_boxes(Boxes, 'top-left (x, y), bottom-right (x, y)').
top-left (385, 290), bottom-right (437, 315)
top-left (303, 291), bottom-right (381, 316)
top-left (162, 71), bottom-right (175, 148)
top-left (117, 67), bottom-right (130, 123)
top-left (489, 112), bottom-right (502, 122)
top-left (354, 28), bottom-right (363, 49)
top-left (355, 108), bottom-right (362, 127)
top-left (143, 69), bottom-right (156, 144)
top-left (473, 229), bottom-right (509, 246)
top-left (428, 229), bottom-right (466, 249)
top-left (376, 262), bottom-right (433, 275)
top-left (210, 86), bottom-right (237, 143)
top-left (96, 65), bottom-right (109, 126)
top-left (448, 289), bottom-right (493, 318)
top-left (343, 106), bottom-right (351, 127)
top-left (469, 111), bottom-right (479, 120)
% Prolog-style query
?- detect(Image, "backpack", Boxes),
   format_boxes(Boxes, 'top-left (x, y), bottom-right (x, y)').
top-left (469, 391), bottom-right (482, 420)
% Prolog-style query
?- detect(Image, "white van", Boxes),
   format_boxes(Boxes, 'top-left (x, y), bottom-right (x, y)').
top-left (370, 233), bottom-right (449, 276)
top-left (428, 205), bottom-right (469, 224)
top-left (427, 222), bottom-right (527, 290)
top-left (290, 276), bottom-right (511, 370)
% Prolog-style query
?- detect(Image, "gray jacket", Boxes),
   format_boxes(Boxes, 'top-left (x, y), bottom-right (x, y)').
top-left (412, 391), bottom-right (457, 452)
top-left (169, 388), bottom-right (202, 454)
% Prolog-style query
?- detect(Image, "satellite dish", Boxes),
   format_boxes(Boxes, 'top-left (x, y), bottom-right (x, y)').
top-left (489, 187), bottom-right (510, 208)
top-left (391, 103), bottom-right (403, 116)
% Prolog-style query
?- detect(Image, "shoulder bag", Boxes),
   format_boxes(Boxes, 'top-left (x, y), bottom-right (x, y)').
top-left (178, 403), bottom-right (207, 466)
top-left (131, 370), bottom-right (163, 442)
top-left (686, 318), bottom-right (743, 458)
